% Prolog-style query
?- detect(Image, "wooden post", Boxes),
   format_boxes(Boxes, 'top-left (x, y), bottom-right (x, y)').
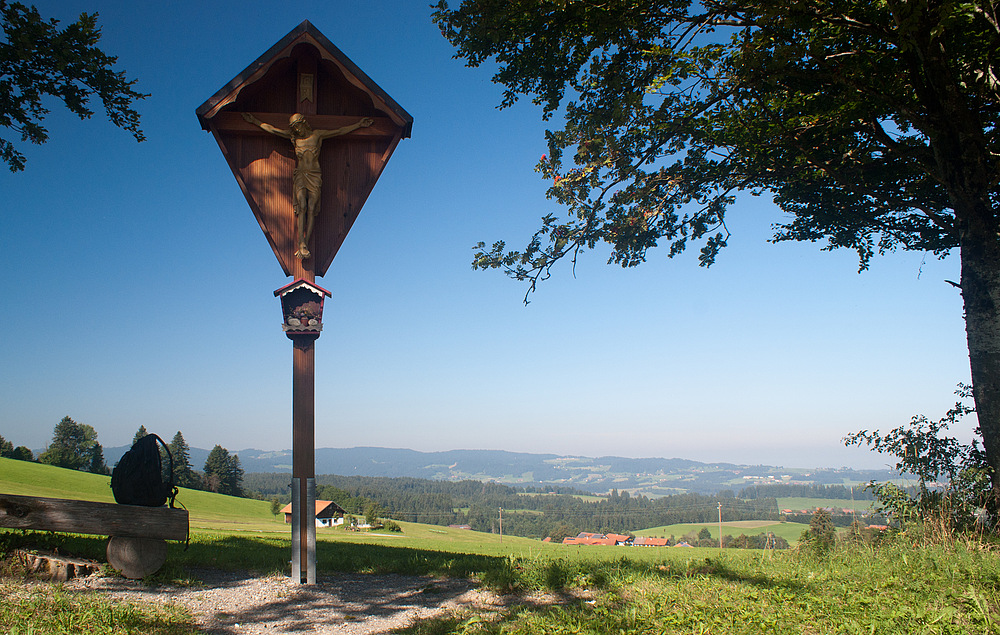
top-left (290, 54), bottom-right (317, 582)
top-left (292, 337), bottom-right (316, 583)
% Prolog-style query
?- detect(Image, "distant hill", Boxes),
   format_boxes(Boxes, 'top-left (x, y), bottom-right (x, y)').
top-left (104, 445), bottom-right (896, 496)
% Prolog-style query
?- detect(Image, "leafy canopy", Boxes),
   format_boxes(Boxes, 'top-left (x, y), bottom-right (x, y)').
top-left (38, 415), bottom-right (100, 471)
top-left (433, 0), bottom-right (999, 300)
top-left (203, 444), bottom-right (245, 497)
top-left (0, 1), bottom-right (146, 171)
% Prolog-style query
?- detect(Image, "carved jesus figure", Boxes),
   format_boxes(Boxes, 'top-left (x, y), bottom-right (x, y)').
top-left (242, 112), bottom-right (374, 259)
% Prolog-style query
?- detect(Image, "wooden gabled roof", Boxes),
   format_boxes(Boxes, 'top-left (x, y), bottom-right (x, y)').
top-left (195, 20), bottom-right (412, 278)
top-left (196, 20), bottom-right (412, 137)
top-left (279, 500), bottom-right (347, 517)
top-left (274, 278), bottom-right (332, 299)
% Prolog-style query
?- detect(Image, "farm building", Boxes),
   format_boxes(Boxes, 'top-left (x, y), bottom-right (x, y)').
top-left (279, 500), bottom-right (347, 527)
top-left (563, 532), bottom-right (632, 546)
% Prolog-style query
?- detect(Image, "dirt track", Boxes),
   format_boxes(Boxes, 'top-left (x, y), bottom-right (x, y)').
top-left (64, 568), bottom-right (498, 634)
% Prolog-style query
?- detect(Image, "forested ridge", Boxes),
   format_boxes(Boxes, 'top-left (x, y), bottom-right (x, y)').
top-left (245, 472), bottom-right (779, 538)
top-left (737, 483), bottom-right (875, 501)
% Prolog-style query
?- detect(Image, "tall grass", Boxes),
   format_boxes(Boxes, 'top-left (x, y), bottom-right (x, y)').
top-left (0, 580), bottom-right (197, 634)
top-left (399, 536), bottom-right (1000, 634)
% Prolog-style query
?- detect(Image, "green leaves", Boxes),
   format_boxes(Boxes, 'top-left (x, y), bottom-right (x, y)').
top-left (844, 384), bottom-right (990, 531)
top-left (0, 1), bottom-right (147, 171)
top-left (439, 0), bottom-right (999, 298)
top-left (203, 444), bottom-right (245, 497)
top-left (37, 415), bottom-right (102, 471)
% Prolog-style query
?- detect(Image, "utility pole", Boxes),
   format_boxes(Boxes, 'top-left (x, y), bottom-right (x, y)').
top-left (499, 507), bottom-right (503, 544)
top-left (718, 502), bottom-right (723, 549)
top-left (850, 484), bottom-right (857, 525)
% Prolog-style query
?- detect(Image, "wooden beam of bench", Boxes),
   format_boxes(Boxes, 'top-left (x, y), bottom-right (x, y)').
top-left (0, 494), bottom-right (188, 541)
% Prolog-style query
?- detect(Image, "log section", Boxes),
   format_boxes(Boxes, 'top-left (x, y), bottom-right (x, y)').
top-left (0, 493), bottom-right (188, 540)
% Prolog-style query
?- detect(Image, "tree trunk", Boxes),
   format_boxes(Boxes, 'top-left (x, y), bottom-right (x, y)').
top-left (959, 203), bottom-right (1000, 510)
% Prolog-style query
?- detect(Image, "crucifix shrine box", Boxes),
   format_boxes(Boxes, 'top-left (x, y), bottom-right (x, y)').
top-left (275, 279), bottom-right (331, 340)
top-left (196, 21), bottom-right (411, 584)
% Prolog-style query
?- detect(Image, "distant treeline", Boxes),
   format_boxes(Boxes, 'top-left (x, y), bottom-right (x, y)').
top-left (243, 472), bottom-right (778, 539)
top-left (782, 513), bottom-right (879, 527)
top-left (737, 483), bottom-right (875, 501)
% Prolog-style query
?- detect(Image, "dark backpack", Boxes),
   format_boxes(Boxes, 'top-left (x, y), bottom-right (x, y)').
top-left (111, 433), bottom-right (178, 507)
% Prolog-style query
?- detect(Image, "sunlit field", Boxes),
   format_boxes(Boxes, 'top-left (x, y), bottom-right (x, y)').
top-left (4, 458), bottom-right (1000, 633)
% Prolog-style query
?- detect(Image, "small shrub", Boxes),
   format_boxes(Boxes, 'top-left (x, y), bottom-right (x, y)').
top-left (807, 509), bottom-right (837, 554)
top-left (542, 559), bottom-right (571, 591)
top-left (585, 568), bottom-right (609, 588)
top-left (480, 558), bottom-right (520, 593)
top-left (844, 383), bottom-right (991, 537)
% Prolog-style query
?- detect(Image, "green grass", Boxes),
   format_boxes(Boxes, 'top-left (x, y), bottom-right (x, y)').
top-left (10, 526), bottom-right (1000, 634)
top-left (635, 521), bottom-right (810, 544)
top-left (6, 458), bottom-right (1000, 633)
top-left (777, 497), bottom-right (875, 513)
top-left (0, 578), bottom-right (197, 634)
top-left (0, 457), bottom-right (286, 534)
top-left (397, 541), bottom-right (1000, 634)
top-left (0, 458), bottom-right (118, 502)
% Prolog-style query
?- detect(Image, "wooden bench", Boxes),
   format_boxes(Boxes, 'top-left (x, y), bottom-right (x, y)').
top-left (0, 493), bottom-right (188, 578)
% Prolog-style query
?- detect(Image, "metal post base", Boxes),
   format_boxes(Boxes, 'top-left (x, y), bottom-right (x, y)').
top-left (291, 478), bottom-right (300, 581)
top-left (306, 478), bottom-right (316, 584)
top-left (290, 477), bottom-right (317, 584)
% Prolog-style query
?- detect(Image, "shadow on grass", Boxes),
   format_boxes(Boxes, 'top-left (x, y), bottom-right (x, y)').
top-left (3, 531), bottom-right (809, 595)
top-left (178, 535), bottom-right (518, 581)
top-left (641, 555), bottom-right (813, 594)
top-left (1, 531), bottom-right (515, 584)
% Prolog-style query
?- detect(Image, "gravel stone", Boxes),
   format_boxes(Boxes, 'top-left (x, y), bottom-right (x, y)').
top-left (63, 569), bottom-right (498, 634)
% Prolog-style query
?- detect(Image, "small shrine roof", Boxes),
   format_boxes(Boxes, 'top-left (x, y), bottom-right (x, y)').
top-left (274, 278), bottom-right (332, 298)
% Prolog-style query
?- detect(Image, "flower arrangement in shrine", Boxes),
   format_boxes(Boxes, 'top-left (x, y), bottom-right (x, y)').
top-left (287, 300), bottom-right (323, 328)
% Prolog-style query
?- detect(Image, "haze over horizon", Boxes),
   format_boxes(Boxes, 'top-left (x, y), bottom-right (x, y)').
top-left (94, 442), bottom-right (908, 474)
top-left (1, 0), bottom-right (977, 473)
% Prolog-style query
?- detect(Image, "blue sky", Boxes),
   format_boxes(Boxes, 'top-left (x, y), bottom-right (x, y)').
top-left (0, 0), bottom-right (976, 470)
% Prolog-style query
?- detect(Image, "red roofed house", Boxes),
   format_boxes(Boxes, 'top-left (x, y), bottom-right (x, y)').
top-left (279, 500), bottom-right (347, 527)
top-left (563, 532), bottom-right (632, 546)
top-left (563, 532), bottom-right (602, 545)
top-left (606, 533), bottom-right (632, 545)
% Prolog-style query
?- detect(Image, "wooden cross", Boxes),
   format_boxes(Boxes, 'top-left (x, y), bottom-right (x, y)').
top-left (197, 20), bottom-right (412, 281)
top-left (197, 21), bottom-right (411, 584)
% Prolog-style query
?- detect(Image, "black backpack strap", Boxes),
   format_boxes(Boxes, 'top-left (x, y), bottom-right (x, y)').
top-left (149, 433), bottom-right (178, 509)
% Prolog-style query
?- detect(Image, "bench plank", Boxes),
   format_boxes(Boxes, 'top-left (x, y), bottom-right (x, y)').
top-left (0, 493), bottom-right (188, 540)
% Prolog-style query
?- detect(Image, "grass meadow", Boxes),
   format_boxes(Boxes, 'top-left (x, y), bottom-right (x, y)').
top-left (776, 496), bottom-right (876, 513)
top-left (3, 458), bottom-right (1000, 633)
top-left (634, 520), bottom-right (811, 544)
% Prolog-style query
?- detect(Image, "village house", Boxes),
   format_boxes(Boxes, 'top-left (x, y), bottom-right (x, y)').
top-left (557, 532), bottom-right (703, 548)
top-left (279, 500), bottom-right (347, 528)
top-left (562, 532), bottom-right (632, 546)
top-left (632, 536), bottom-right (669, 547)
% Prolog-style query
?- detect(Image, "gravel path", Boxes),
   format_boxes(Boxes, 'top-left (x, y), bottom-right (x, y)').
top-left (64, 569), bottom-right (502, 634)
